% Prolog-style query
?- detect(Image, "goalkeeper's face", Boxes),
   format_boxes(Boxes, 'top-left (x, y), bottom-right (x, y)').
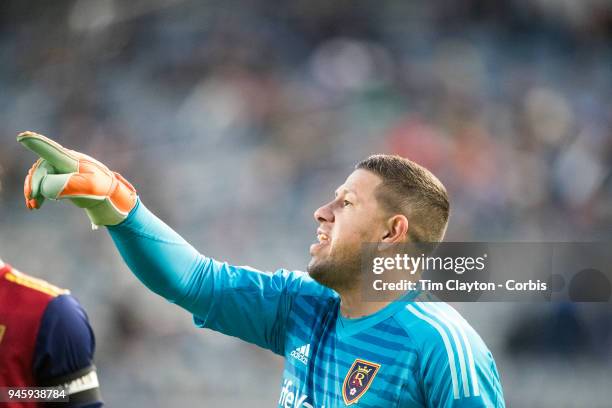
top-left (308, 169), bottom-right (387, 292)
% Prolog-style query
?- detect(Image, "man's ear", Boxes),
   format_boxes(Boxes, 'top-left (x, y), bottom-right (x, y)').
top-left (377, 215), bottom-right (408, 250)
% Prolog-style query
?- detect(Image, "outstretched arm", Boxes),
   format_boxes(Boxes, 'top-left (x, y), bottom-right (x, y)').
top-left (107, 199), bottom-right (305, 354)
top-left (18, 131), bottom-right (313, 354)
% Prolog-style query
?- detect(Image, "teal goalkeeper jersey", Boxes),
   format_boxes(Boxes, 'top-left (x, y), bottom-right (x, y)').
top-left (108, 201), bottom-right (505, 407)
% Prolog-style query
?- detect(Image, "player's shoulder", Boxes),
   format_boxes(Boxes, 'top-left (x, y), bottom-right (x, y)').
top-left (393, 300), bottom-right (489, 357)
top-left (43, 293), bottom-right (89, 325)
top-left (394, 301), bottom-right (504, 404)
top-left (35, 293), bottom-right (94, 363)
top-left (1, 265), bottom-right (70, 299)
top-left (276, 268), bottom-right (338, 300)
top-left (33, 296), bottom-right (99, 404)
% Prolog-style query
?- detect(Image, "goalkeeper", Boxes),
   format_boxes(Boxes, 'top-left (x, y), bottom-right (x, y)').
top-left (18, 131), bottom-right (505, 407)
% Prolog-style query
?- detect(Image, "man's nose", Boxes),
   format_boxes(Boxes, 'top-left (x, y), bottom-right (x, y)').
top-left (314, 201), bottom-right (334, 223)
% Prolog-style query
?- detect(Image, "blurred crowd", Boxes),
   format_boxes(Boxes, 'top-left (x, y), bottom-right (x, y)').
top-left (0, 1), bottom-right (611, 406)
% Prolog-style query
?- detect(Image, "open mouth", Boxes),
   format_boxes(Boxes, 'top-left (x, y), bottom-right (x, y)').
top-left (310, 231), bottom-right (330, 255)
top-left (317, 232), bottom-right (330, 243)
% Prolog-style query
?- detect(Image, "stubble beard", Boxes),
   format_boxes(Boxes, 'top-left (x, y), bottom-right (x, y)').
top-left (307, 243), bottom-right (362, 293)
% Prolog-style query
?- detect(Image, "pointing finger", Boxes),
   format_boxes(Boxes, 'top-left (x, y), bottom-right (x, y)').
top-left (17, 131), bottom-right (79, 173)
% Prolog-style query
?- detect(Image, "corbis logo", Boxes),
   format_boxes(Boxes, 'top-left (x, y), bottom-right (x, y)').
top-left (342, 359), bottom-right (381, 405)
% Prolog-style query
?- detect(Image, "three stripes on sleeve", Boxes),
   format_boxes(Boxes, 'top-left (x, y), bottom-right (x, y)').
top-left (404, 301), bottom-right (489, 403)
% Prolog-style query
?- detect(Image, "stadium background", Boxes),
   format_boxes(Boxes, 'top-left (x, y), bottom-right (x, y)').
top-left (0, 0), bottom-right (611, 406)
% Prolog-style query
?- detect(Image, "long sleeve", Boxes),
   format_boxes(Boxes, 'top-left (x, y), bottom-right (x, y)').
top-left (107, 200), bottom-right (211, 308)
top-left (106, 200), bottom-right (320, 354)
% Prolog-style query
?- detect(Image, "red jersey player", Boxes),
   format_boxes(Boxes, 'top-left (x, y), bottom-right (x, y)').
top-left (0, 258), bottom-right (103, 407)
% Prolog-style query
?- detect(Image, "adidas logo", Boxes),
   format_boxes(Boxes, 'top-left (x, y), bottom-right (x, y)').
top-left (290, 344), bottom-right (310, 365)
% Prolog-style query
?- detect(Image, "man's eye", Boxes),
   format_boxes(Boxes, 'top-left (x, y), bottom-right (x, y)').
top-left (343, 200), bottom-right (352, 207)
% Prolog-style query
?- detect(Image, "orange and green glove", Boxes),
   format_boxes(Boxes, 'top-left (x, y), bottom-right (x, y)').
top-left (18, 131), bottom-right (137, 227)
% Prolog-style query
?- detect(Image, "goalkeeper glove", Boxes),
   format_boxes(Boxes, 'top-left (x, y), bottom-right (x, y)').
top-left (18, 131), bottom-right (137, 227)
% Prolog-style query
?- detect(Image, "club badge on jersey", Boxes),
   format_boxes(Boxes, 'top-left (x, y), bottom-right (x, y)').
top-left (342, 359), bottom-right (381, 405)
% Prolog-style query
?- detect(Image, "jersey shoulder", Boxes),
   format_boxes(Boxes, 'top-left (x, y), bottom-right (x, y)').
top-left (34, 294), bottom-right (97, 381)
top-left (394, 301), bottom-right (487, 353)
top-left (393, 301), bottom-right (504, 406)
top-left (3, 267), bottom-right (70, 298)
top-left (282, 269), bottom-right (338, 300)
top-left (282, 269), bottom-right (339, 324)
